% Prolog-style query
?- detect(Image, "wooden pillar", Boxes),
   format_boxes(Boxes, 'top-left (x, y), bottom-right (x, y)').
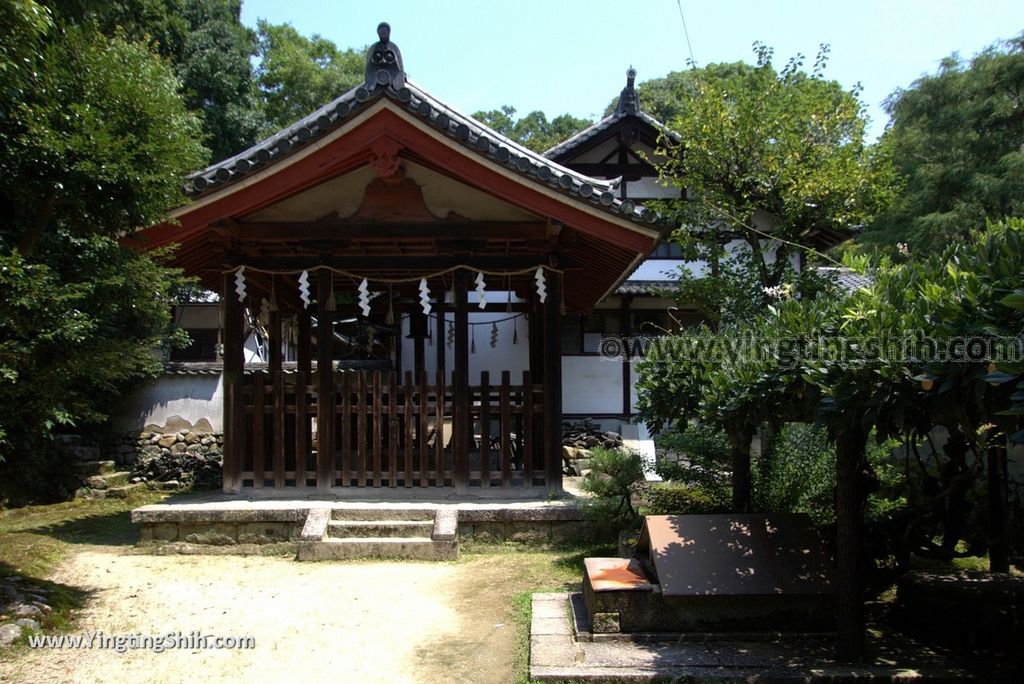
top-left (835, 421), bottom-right (868, 662)
top-left (435, 291), bottom-right (446, 373)
top-left (409, 310), bottom-right (427, 376)
top-left (295, 309), bottom-right (312, 487)
top-left (528, 298), bottom-right (545, 480)
top-left (222, 271), bottom-right (244, 493)
top-left (542, 271), bottom-right (563, 493)
top-left (452, 269), bottom-right (470, 493)
top-left (297, 309), bottom-right (312, 376)
top-left (620, 296), bottom-right (633, 416)
top-left (269, 307), bottom-right (285, 488)
top-left (316, 269), bottom-right (335, 493)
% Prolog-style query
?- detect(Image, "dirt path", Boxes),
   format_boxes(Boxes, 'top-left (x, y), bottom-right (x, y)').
top-left (0, 549), bottom-right (554, 684)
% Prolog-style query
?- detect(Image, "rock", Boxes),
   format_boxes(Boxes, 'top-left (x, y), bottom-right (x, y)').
top-left (175, 432), bottom-right (186, 442)
top-left (15, 618), bottom-right (40, 631)
top-left (13, 604), bottom-right (42, 618)
top-left (0, 623), bottom-right (22, 647)
top-left (170, 441), bottom-right (187, 454)
top-left (583, 435), bottom-right (600, 447)
top-left (85, 475), bottom-right (109, 490)
top-left (157, 435), bottom-right (177, 448)
top-left (200, 436), bottom-right (214, 446)
top-left (561, 445), bottom-right (578, 461)
top-left (161, 480), bottom-right (180, 490)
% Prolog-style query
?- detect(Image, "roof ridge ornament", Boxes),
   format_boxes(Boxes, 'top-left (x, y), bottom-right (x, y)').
top-left (616, 67), bottom-right (640, 115)
top-left (365, 22), bottom-right (405, 91)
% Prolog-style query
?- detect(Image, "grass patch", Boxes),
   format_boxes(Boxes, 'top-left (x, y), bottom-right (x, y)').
top-left (0, 489), bottom-right (169, 642)
top-left (464, 542), bottom-right (615, 684)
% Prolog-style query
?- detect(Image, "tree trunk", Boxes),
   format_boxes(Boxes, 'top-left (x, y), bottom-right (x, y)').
top-left (987, 440), bottom-right (1010, 573)
top-left (729, 424), bottom-right (754, 512)
top-left (835, 422), bottom-right (868, 662)
top-left (16, 187), bottom-right (58, 257)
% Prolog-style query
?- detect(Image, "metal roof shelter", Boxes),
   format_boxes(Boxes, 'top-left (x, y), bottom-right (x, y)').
top-left (582, 514), bottom-right (837, 634)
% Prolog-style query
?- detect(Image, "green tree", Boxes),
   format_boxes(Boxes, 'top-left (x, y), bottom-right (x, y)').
top-left (472, 105), bottom-right (592, 153)
top-left (255, 20), bottom-right (364, 129)
top-left (55, 0), bottom-right (265, 161)
top-left (656, 45), bottom-right (891, 315)
top-left (0, 1), bottom-right (205, 503)
top-left (861, 33), bottom-right (1024, 255)
top-left (603, 62), bottom-right (754, 124)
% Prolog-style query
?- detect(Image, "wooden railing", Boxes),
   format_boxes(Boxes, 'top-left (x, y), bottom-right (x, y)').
top-left (238, 369), bottom-right (548, 489)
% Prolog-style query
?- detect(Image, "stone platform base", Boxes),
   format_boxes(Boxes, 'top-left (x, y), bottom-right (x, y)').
top-left (131, 491), bottom-right (589, 558)
top-left (530, 592), bottom-right (974, 682)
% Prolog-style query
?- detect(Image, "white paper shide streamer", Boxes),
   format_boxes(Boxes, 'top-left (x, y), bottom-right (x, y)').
top-left (357, 278), bottom-right (371, 317)
top-left (534, 266), bottom-right (547, 303)
top-left (298, 270), bottom-right (311, 309)
top-left (474, 271), bottom-right (487, 309)
top-left (234, 266), bottom-right (247, 302)
top-left (418, 278), bottom-right (431, 315)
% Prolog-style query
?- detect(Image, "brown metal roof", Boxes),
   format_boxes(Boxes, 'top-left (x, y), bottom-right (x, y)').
top-left (635, 514), bottom-right (835, 597)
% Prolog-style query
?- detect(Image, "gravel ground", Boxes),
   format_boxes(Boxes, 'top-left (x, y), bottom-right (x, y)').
top-left (0, 549), bottom-right (529, 684)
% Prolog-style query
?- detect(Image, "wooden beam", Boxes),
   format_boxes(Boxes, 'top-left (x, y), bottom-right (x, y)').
top-left (228, 255), bottom-right (583, 272)
top-left (453, 269), bottom-right (470, 494)
top-left (543, 271), bottom-right (564, 493)
top-left (221, 272), bottom-right (244, 493)
top-left (232, 221), bottom-right (550, 241)
top-left (316, 269), bottom-right (335, 493)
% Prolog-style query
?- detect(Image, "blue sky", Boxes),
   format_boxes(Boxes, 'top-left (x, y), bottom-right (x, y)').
top-left (240, 1), bottom-right (1022, 141)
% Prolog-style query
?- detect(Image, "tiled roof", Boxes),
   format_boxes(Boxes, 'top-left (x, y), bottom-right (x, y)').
top-left (182, 29), bottom-right (664, 229)
top-left (543, 109), bottom-right (680, 161)
top-left (615, 280), bottom-right (679, 296)
top-left (542, 68), bottom-right (681, 161)
top-left (816, 267), bottom-right (874, 293)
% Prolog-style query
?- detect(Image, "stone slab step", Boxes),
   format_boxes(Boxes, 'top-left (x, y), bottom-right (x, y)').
top-left (297, 537), bottom-right (458, 561)
top-left (107, 482), bottom-right (147, 499)
top-left (73, 460), bottom-right (116, 476)
top-left (330, 508), bottom-right (435, 522)
top-left (327, 520), bottom-right (434, 539)
top-left (83, 471), bottom-right (131, 490)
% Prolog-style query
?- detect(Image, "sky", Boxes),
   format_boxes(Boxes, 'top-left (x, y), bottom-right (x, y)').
top-left (240, 0), bottom-right (1023, 141)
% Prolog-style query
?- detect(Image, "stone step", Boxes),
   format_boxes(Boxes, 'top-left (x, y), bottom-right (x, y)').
top-left (297, 537), bottom-right (458, 561)
top-left (107, 482), bottom-right (147, 499)
top-left (327, 520), bottom-right (434, 539)
top-left (73, 460), bottom-right (116, 477)
top-left (330, 508), bottom-right (435, 522)
top-left (83, 471), bottom-right (131, 490)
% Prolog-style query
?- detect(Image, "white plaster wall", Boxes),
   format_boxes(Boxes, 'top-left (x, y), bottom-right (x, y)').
top-left (400, 311), bottom-right (530, 384)
top-left (112, 374), bottom-right (223, 432)
top-left (562, 356), bottom-right (624, 414)
top-left (626, 177), bottom-right (680, 199)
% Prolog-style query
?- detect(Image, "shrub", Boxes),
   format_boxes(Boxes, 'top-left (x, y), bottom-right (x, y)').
top-left (654, 423), bottom-right (731, 505)
top-left (643, 482), bottom-right (725, 516)
top-left (580, 447), bottom-right (645, 536)
top-left (753, 423), bottom-right (836, 524)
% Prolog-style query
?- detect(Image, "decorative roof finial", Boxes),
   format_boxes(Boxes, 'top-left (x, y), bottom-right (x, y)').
top-left (616, 67), bottom-right (640, 115)
top-left (365, 21), bottom-right (405, 91)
